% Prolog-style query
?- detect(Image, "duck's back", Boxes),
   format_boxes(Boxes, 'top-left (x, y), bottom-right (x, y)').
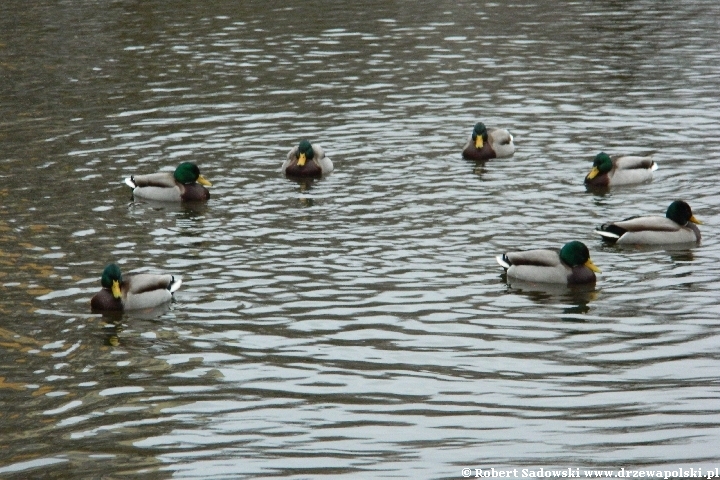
top-left (123, 273), bottom-right (174, 310)
top-left (488, 128), bottom-right (515, 158)
top-left (506, 249), bottom-right (560, 267)
top-left (505, 249), bottom-right (570, 284)
top-left (614, 155), bottom-right (654, 170)
top-left (613, 216), bottom-right (678, 232)
top-left (607, 155), bottom-right (656, 185)
top-left (613, 216), bottom-right (700, 244)
top-left (313, 146), bottom-right (333, 173)
top-left (130, 172), bottom-right (183, 201)
top-left (131, 172), bottom-right (177, 188)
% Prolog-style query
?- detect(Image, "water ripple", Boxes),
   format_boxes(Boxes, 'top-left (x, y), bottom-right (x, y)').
top-left (3, 0), bottom-right (720, 477)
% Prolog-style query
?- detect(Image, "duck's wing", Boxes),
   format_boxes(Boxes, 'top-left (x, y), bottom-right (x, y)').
top-left (611, 215), bottom-right (681, 232)
top-left (126, 172), bottom-right (176, 188)
top-left (598, 215), bottom-right (699, 244)
top-left (312, 145), bottom-right (325, 158)
top-left (497, 249), bottom-right (571, 284)
top-left (124, 273), bottom-right (178, 295)
top-left (312, 145), bottom-right (333, 173)
top-left (614, 155), bottom-right (656, 171)
top-left (487, 128), bottom-right (515, 158)
top-left (488, 128), bottom-right (513, 146)
top-left (316, 156), bottom-right (333, 173)
top-left (498, 249), bottom-right (560, 268)
top-left (121, 273), bottom-right (181, 310)
top-left (281, 146), bottom-right (299, 171)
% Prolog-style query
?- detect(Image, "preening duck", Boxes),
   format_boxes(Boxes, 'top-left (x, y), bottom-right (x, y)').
top-left (90, 264), bottom-right (182, 311)
top-left (584, 152), bottom-right (657, 187)
top-left (281, 140), bottom-right (334, 178)
top-left (596, 200), bottom-right (702, 244)
top-left (496, 241), bottom-right (601, 285)
top-left (125, 162), bottom-right (212, 201)
top-left (462, 122), bottom-right (515, 161)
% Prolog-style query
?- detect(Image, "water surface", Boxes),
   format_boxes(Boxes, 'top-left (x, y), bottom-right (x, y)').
top-left (2, 0), bottom-right (720, 478)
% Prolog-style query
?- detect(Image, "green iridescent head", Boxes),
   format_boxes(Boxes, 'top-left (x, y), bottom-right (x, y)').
top-left (298, 140), bottom-right (315, 160)
top-left (471, 122), bottom-right (488, 142)
top-left (585, 153), bottom-right (613, 181)
top-left (666, 200), bottom-right (702, 225)
top-left (174, 162), bottom-right (212, 186)
top-left (592, 152), bottom-right (613, 174)
top-left (101, 264), bottom-right (122, 287)
top-left (100, 263), bottom-right (123, 299)
top-left (560, 241), bottom-right (601, 272)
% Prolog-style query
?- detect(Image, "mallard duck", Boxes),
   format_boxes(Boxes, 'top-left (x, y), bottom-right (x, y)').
top-left (596, 200), bottom-right (702, 244)
top-left (461, 122), bottom-right (515, 161)
top-left (90, 264), bottom-right (182, 311)
top-left (281, 140), bottom-right (334, 178)
top-left (125, 162), bottom-right (212, 201)
top-left (584, 152), bottom-right (657, 187)
top-left (496, 241), bottom-right (601, 284)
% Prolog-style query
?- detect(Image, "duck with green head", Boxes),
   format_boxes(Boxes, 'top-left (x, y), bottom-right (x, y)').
top-left (496, 241), bottom-right (601, 284)
top-left (90, 263), bottom-right (182, 311)
top-left (282, 139), bottom-right (334, 178)
top-left (462, 122), bottom-right (515, 161)
top-left (584, 152), bottom-right (657, 187)
top-left (125, 162), bottom-right (212, 201)
top-left (596, 200), bottom-right (702, 244)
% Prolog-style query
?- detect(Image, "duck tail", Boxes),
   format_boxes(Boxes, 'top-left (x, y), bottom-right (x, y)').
top-left (650, 161), bottom-right (658, 172)
top-left (168, 276), bottom-right (182, 293)
top-left (595, 224), bottom-right (624, 242)
top-left (496, 254), bottom-right (512, 270)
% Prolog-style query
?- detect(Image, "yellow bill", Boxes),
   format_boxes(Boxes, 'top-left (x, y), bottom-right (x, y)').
top-left (111, 279), bottom-right (122, 299)
top-left (197, 175), bottom-right (212, 187)
top-left (297, 153), bottom-right (307, 166)
top-left (475, 136), bottom-right (484, 149)
top-left (586, 167), bottom-right (600, 180)
top-left (585, 258), bottom-right (602, 273)
top-left (689, 215), bottom-right (702, 224)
